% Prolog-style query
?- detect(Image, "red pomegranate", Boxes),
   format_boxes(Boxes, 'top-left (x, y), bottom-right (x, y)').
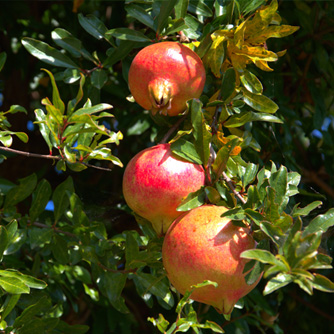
top-left (128, 42), bottom-right (206, 116)
top-left (122, 143), bottom-right (205, 235)
top-left (162, 205), bottom-right (261, 314)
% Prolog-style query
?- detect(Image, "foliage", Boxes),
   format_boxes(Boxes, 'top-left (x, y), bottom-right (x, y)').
top-left (0, 0), bottom-right (333, 333)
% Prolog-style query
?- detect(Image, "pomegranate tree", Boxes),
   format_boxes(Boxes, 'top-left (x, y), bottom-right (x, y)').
top-left (162, 205), bottom-right (261, 314)
top-left (122, 143), bottom-right (205, 235)
top-left (128, 41), bottom-right (206, 116)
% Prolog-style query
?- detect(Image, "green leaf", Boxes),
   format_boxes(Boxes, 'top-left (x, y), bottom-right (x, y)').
top-left (28, 228), bottom-right (53, 249)
top-left (67, 73), bottom-right (85, 114)
top-left (125, 4), bottom-right (155, 30)
top-left (312, 273), bottom-right (334, 293)
top-left (0, 276), bottom-right (30, 294)
top-left (188, 0), bottom-right (213, 17)
top-left (55, 321), bottom-right (89, 334)
top-left (22, 38), bottom-right (79, 69)
top-left (166, 18), bottom-right (188, 35)
top-left (212, 138), bottom-right (241, 177)
top-left (148, 314), bottom-right (170, 333)
top-left (91, 69), bottom-right (108, 89)
top-left (34, 109), bottom-right (53, 152)
top-left (242, 89), bottom-right (278, 113)
top-left (69, 102), bottom-right (113, 119)
top-left (104, 40), bottom-right (138, 67)
top-left (99, 271), bottom-right (128, 313)
top-left (154, 0), bottom-right (179, 35)
top-left (0, 52), bottom-right (6, 72)
top-left (242, 162), bottom-right (258, 187)
top-left (78, 14), bottom-right (113, 44)
top-left (221, 68), bottom-right (236, 101)
top-left (303, 208), bottom-right (334, 236)
top-left (52, 177), bottom-right (74, 223)
top-left (269, 165), bottom-right (288, 211)
top-left (0, 270), bottom-right (47, 289)
top-left (52, 28), bottom-right (94, 61)
top-left (263, 273), bottom-right (293, 295)
top-left (170, 138), bottom-right (203, 164)
top-left (0, 226), bottom-right (8, 262)
top-left (42, 69), bottom-right (65, 114)
top-left (4, 174), bottom-right (37, 208)
top-left (190, 99), bottom-right (212, 166)
top-left (240, 69), bottom-right (263, 94)
top-left (1, 294), bottom-right (20, 321)
top-left (224, 111), bottom-right (282, 128)
top-left (6, 105), bottom-right (27, 114)
top-left (135, 272), bottom-right (174, 308)
top-left (175, 0), bottom-right (189, 19)
top-left (292, 201), bottom-right (322, 217)
top-left (106, 28), bottom-right (152, 42)
top-left (125, 232), bottom-right (140, 270)
top-left (14, 295), bottom-right (51, 327)
top-left (177, 187), bottom-right (206, 211)
top-left (241, 249), bottom-right (281, 266)
top-left (52, 234), bottom-right (70, 264)
top-left (29, 179), bottom-right (52, 222)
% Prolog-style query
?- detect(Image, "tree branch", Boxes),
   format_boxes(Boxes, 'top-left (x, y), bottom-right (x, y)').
top-left (31, 222), bottom-right (77, 238)
top-left (159, 114), bottom-right (188, 144)
top-left (223, 171), bottom-right (247, 204)
top-left (0, 146), bottom-right (113, 172)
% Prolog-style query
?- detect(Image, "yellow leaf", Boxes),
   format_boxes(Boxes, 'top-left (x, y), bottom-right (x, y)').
top-left (234, 45), bottom-right (278, 62)
top-left (247, 25), bottom-right (300, 44)
top-left (254, 60), bottom-right (274, 72)
top-left (258, 0), bottom-right (278, 26)
top-left (217, 131), bottom-right (229, 145)
top-left (206, 35), bottom-right (226, 77)
top-left (234, 19), bottom-right (248, 49)
top-left (230, 146), bottom-right (242, 156)
top-left (211, 29), bottom-right (234, 41)
top-left (230, 53), bottom-right (250, 73)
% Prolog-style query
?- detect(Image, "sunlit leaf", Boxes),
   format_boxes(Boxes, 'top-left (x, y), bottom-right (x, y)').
top-left (303, 208), bottom-right (334, 236)
top-left (242, 89), bottom-right (278, 113)
top-left (22, 38), bottom-right (79, 69)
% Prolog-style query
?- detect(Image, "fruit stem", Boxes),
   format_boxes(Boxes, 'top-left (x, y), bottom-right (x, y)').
top-left (159, 114), bottom-right (188, 144)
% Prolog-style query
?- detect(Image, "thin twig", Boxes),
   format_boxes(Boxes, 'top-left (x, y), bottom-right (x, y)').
top-left (97, 262), bottom-right (136, 274)
top-left (159, 113), bottom-right (188, 144)
top-left (31, 222), bottom-right (77, 238)
top-left (0, 146), bottom-right (113, 172)
top-left (222, 171), bottom-right (247, 204)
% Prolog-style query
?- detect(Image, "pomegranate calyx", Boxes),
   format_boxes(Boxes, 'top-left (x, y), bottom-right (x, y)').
top-left (148, 79), bottom-right (172, 116)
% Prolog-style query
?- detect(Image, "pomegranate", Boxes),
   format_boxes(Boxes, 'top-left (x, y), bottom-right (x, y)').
top-left (122, 143), bottom-right (205, 236)
top-left (162, 205), bottom-right (261, 314)
top-left (128, 42), bottom-right (206, 116)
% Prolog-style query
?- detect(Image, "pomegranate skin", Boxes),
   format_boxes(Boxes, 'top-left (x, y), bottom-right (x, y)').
top-left (128, 42), bottom-right (206, 116)
top-left (162, 205), bottom-right (261, 314)
top-left (122, 143), bottom-right (205, 235)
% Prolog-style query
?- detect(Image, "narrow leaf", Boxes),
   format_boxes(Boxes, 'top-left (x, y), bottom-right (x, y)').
top-left (303, 208), bottom-right (334, 236)
top-left (242, 89), bottom-right (278, 113)
top-left (22, 38), bottom-right (79, 69)
top-left (52, 177), bottom-right (74, 223)
top-left (125, 4), bottom-right (155, 30)
top-left (0, 276), bottom-right (30, 294)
